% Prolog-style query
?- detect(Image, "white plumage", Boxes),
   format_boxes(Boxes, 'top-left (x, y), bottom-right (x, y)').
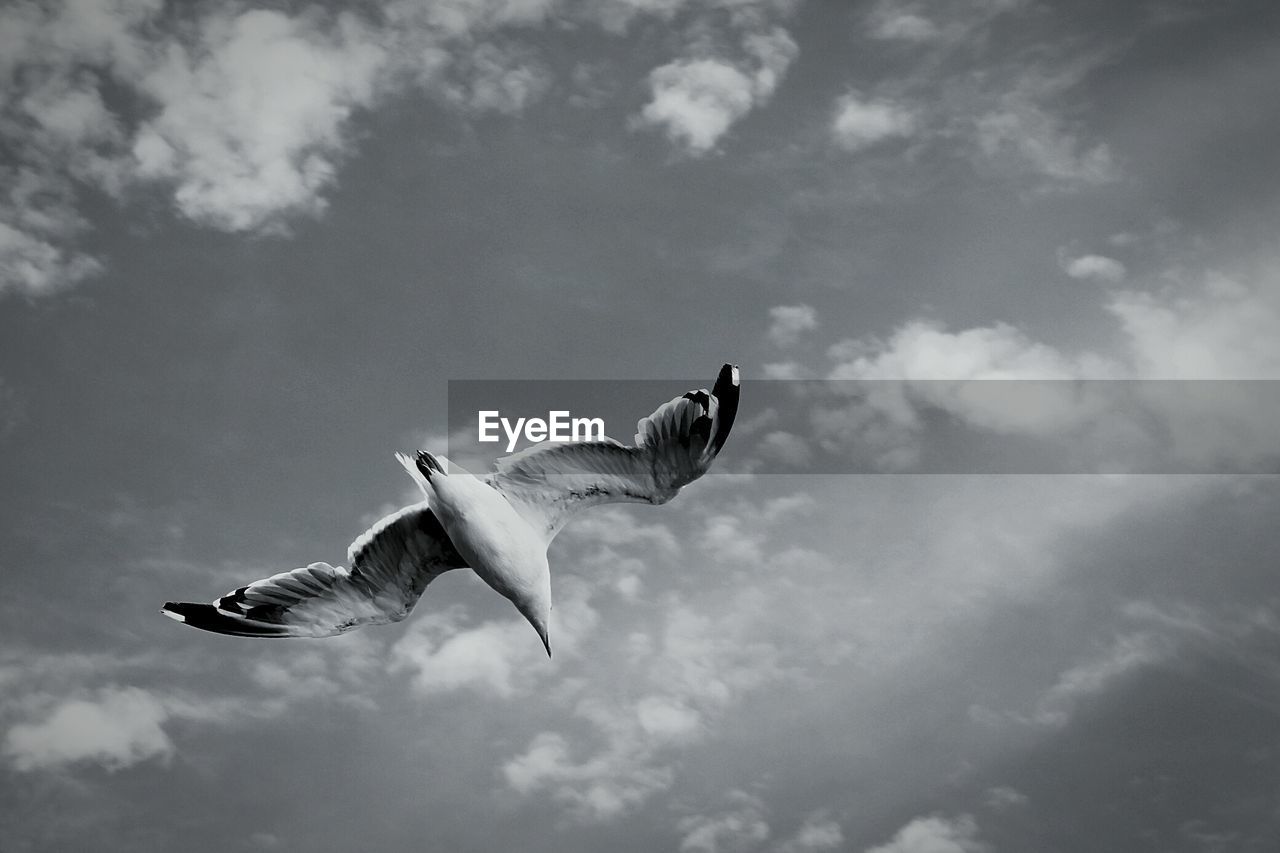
top-left (161, 364), bottom-right (739, 655)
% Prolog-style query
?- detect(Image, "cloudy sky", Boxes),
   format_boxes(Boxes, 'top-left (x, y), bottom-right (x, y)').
top-left (3, 0), bottom-right (1280, 850)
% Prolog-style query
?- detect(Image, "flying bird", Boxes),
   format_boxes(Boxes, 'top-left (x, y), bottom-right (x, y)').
top-left (161, 364), bottom-right (740, 656)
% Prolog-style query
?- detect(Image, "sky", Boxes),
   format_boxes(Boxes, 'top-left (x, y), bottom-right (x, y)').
top-left (3, 0), bottom-right (1280, 850)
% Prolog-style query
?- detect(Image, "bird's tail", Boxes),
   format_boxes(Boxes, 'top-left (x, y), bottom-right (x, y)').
top-left (396, 450), bottom-right (447, 495)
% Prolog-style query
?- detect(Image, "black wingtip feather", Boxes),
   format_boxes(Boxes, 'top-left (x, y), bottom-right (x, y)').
top-left (161, 601), bottom-right (291, 638)
top-left (711, 363), bottom-right (740, 454)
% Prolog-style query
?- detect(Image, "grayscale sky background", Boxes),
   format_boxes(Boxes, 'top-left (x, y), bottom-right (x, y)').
top-left (3, 1), bottom-right (1280, 851)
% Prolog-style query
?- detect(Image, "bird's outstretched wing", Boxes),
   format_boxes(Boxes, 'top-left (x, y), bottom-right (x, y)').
top-left (486, 363), bottom-right (740, 540)
top-left (161, 502), bottom-right (466, 638)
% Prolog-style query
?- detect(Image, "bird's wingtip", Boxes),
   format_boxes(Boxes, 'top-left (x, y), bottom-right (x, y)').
top-left (710, 364), bottom-right (741, 455)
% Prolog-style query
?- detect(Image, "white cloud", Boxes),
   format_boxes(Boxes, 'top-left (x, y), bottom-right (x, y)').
top-left (390, 580), bottom-right (600, 697)
top-left (1, 0), bottom-right (809, 296)
top-left (559, 506), bottom-right (678, 552)
top-left (831, 93), bottom-right (916, 152)
top-left (1023, 598), bottom-right (1280, 732)
top-left (812, 262), bottom-right (1280, 471)
top-left (982, 785), bottom-right (1029, 810)
top-left (864, 0), bottom-right (1028, 46)
top-left (501, 727), bottom-right (676, 821)
top-left (0, 2), bottom-right (386, 292)
top-left (1064, 253), bottom-right (1127, 283)
top-left (1031, 633), bottom-right (1168, 727)
top-left (1109, 270), bottom-right (1280, 379)
top-left (502, 583), bottom-right (791, 821)
top-left (869, 12), bottom-right (941, 42)
top-left (0, 638), bottom-right (394, 775)
top-left (638, 59), bottom-right (761, 153)
top-left (439, 42), bottom-right (550, 114)
top-left (829, 320), bottom-right (1114, 381)
top-left (701, 513), bottom-right (768, 564)
top-left (615, 573), bottom-right (643, 598)
top-left (822, 317), bottom-right (1122, 469)
top-left (388, 0), bottom-right (559, 38)
top-left (0, 0), bottom-right (158, 296)
top-left (673, 796), bottom-right (842, 853)
top-left (774, 812), bottom-right (845, 853)
top-left (636, 27), bottom-right (798, 155)
top-left (809, 393), bottom-right (921, 472)
top-left (768, 304), bottom-right (819, 347)
top-left (248, 634), bottom-right (384, 713)
top-left (133, 9), bottom-right (386, 233)
top-left (865, 814), bottom-right (989, 853)
top-left (679, 791), bottom-right (771, 853)
top-left (756, 430), bottom-right (812, 468)
top-left (853, 5), bottom-right (1117, 194)
top-left (0, 220), bottom-right (102, 298)
top-left (762, 361), bottom-right (807, 379)
top-left (395, 614), bottom-right (541, 697)
top-left (4, 686), bottom-right (173, 772)
top-left (636, 694), bottom-right (703, 742)
top-left (975, 94), bottom-right (1116, 189)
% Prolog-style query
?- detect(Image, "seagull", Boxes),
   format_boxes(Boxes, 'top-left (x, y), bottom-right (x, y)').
top-left (161, 364), bottom-right (739, 656)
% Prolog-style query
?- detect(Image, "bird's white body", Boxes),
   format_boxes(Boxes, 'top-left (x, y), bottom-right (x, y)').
top-left (418, 460), bottom-right (553, 654)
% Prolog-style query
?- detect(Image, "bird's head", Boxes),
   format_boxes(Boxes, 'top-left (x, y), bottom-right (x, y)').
top-left (518, 601), bottom-right (551, 658)
top-left (514, 579), bottom-right (553, 659)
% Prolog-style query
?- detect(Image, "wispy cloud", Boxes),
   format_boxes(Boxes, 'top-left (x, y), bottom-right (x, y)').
top-left (501, 591), bottom-right (789, 821)
top-left (864, 814), bottom-right (990, 853)
top-left (678, 790), bottom-right (771, 852)
top-left (390, 578), bottom-right (600, 698)
top-left (436, 41), bottom-right (551, 115)
top-left (982, 785), bottom-right (1029, 811)
top-left (774, 811), bottom-right (845, 853)
top-left (971, 63), bottom-right (1119, 190)
top-left (850, 2), bottom-right (1122, 197)
top-left (864, 0), bottom-right (1028, 46)
top-left (867, 10), bottom-right (941, 43)
top-left (1031, 632), bottom-right (1170, 728)
top-left (767, 304), bottom-right (819, 348)
top-left (676, 795), bottom-right (845, 853)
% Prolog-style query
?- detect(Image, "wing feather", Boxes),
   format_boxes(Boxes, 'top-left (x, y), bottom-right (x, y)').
top-left (487, 364), bottom-right (740, 539)
top-left (162, 502), bottom-right (466, 638)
